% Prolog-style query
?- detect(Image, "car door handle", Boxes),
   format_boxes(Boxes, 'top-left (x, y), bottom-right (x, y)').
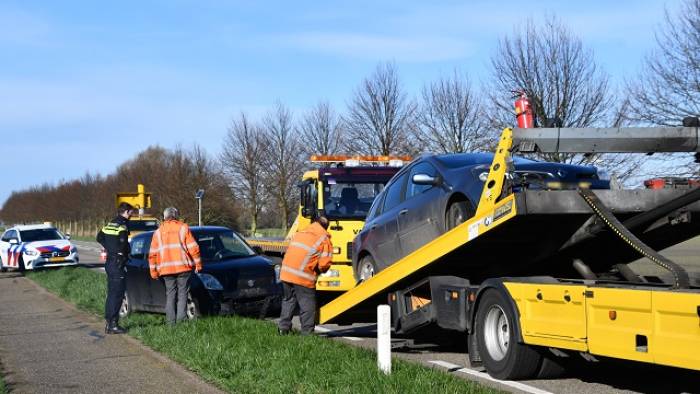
top-left (399, 209), bottom-right (408, 215)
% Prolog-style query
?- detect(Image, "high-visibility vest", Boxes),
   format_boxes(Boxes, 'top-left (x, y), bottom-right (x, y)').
top-left (280, 222), bottom-right (332, 288)
top-left (148, 220), bottom-right (202, 278)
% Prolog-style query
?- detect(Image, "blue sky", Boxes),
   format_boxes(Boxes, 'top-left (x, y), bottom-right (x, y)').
top-left (0, 0), bottom-right (674, 206)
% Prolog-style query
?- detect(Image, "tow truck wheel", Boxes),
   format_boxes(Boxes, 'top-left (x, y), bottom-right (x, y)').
top-left (186, 292), bottom-right (201, 320)
top-left (475, 289), bottom-right (541, 380)
top-left (356, 255), bottom-right (378, 283)
top-left (446, 200), bottom-right (473, 231)
top-left (119, 291), bottom-right (132, 318)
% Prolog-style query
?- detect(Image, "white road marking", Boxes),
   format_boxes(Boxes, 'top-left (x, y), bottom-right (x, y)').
top-left (429, 360), bottom-right (553, 394)
top-left (315, 326), bottom-right (363, 342)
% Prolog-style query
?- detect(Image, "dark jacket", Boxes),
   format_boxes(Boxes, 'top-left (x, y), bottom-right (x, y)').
top-left (97, 216), bottom-right (130, 259)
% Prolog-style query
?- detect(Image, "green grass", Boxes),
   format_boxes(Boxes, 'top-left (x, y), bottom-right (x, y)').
top-left (0, 372), bottom-right (5, 394)
top-left (26, 267), bottom-right (498, 394)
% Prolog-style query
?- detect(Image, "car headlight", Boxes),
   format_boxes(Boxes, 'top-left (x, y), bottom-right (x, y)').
top-left (24, 250), bottom-right (38, 256)
top-left (597, 169), bottom-right (611, 182)
top-left (197, 273), bottom-right (224, 290)
top-left (273, 264), bottom-right (281, 283)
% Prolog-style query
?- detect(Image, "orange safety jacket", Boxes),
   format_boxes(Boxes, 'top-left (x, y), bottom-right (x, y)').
top-left (148, 220), bottom-right (202, 278)
top-left (280, 222), bottom-right (333, 288)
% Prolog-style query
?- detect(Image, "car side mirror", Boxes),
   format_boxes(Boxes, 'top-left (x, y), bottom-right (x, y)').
top-left (8, 238), bottom-right (18, 245)
top-left (65, 233), bottom-right (71, 240)
top-left (252, 246), bottom-right (264, 255)
top-left (412, 173), bottom-right (441, 186)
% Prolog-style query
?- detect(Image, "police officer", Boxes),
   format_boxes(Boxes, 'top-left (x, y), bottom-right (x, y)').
top-left (97, 202), bottom-right (133, 334)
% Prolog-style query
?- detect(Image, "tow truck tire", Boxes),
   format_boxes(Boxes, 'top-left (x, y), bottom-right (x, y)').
top-left (446, 200), bottom-right (473, 231)
top-left (475, 288), bottom-right (542, 380)
top-left (356, 255), bottom-right (378, 283)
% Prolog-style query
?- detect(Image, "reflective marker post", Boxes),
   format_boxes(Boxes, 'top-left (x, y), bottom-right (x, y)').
top-left (377, 304), bottom-right (391, 374)
top-left (195, 189), bottom-right (205, 227)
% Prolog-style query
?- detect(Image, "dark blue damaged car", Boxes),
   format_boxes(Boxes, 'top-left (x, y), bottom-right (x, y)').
top-left (352, 152), bottom-right (610, 281)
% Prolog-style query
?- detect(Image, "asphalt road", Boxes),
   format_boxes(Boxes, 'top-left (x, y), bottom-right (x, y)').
top-left (71, 238), bottom-right (700, 394)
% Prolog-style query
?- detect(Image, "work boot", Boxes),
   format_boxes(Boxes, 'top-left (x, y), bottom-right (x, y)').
top-left (105, 319), bottom-right (126, 334)
top-left (278, 328), bottom-right (291, 336)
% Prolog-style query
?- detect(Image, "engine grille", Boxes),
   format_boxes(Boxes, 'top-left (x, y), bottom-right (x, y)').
top-left (40, 250), bottom-right (70, 258)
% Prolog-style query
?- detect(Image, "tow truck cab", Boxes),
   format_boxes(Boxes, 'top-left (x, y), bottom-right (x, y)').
top-left (298, 159), bottom-right (405, 291)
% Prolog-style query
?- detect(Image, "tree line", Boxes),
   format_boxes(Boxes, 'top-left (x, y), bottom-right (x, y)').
top-left (2, 6), bottom-right (699, 235)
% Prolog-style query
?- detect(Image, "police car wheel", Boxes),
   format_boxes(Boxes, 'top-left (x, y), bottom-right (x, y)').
top-left (186, 292), bottom-right (201, 320)
top-left (0, 266), bottom-right (6, 273)
top-left (119, 291), bottom-right (131, 318)
top-left (17, 257), bottom-right (25, 272)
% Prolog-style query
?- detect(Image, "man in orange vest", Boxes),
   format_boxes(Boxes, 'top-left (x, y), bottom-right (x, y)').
top-left (278, 216), bottom-right (332, 335)
top-left (148, 207), bottom-right (202, 325)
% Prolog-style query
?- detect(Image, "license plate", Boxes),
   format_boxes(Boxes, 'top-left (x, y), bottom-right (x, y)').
top-left (49, 257), bottom-right (65, 262)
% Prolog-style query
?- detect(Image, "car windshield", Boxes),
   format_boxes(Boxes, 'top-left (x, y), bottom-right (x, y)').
top-left (195, 230), bottom-right (255, 262)
top-left (436, 153), bottom-right (536, 168)
top-left (323, 182), bottom-right (386, 219)
top-left (127, 220), bottom-right (159, 232)
top-left (20, 229), bottom-right (64, 242)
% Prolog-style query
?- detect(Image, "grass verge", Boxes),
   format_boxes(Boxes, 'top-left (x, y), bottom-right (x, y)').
top-left (27, 267), bottom-right (498, 394)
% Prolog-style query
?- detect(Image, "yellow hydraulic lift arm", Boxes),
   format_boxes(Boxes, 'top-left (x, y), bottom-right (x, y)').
top-left (319, 129), bottom-right (517, 323)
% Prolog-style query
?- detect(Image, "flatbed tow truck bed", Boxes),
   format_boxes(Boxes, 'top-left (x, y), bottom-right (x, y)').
top-left (318, 127), bottom-right (700, 379)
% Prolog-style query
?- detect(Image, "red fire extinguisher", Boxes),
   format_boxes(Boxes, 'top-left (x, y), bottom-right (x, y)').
top-left (513, 90), bottom-right (534, 129)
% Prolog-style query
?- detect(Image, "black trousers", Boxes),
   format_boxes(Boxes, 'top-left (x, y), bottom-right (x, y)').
top-left (104, 256), bottom-right (126, 322)
top-left (278, 282), bottom-right (316, 334)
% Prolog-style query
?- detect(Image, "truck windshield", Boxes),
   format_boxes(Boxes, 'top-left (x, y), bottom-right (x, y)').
top-left (20, 229), bottom-right (64, 242)
top-left (323, 182), bottom-right (386, 219)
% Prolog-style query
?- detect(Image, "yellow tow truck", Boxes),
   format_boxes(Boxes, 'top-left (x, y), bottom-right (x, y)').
top-left (246, 155), bottom-right (408, 293)
top-left (320, 126), bottom-right (700, 379)
top-left (100, 184), bottom-right (159, 261)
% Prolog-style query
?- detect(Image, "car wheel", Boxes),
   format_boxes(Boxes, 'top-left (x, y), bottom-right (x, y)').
top-left (356, 255), bottom-right (378, 283)
top-left (119, 291), bottom-right (132, 318)
top-left (17, 257), bottom-right (26, 272)
top-left (185, 292), bottom-right (201, 320)
top-left (446, 200), bottom-right (473, 231)
top-left (475, 288), bottom-right (542, 380)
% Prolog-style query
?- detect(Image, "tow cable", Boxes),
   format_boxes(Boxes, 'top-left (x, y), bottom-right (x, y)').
top-left (578, 188), bottom-right (690, 289)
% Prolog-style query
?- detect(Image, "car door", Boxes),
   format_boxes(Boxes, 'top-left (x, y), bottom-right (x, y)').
top-left (398, 161), bottom-right (445, 258)
top-left (0, 230), bottom-right (19, 268)
top-left (143, 236), bottom-right (167, 311)
top-left (126, 235), bottom-right (151, 309)
top-left (372, 171), bottom-right (408, 268)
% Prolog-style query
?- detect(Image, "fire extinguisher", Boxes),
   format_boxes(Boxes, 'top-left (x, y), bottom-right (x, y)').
top-left (513, 90), bottom-right (534, 129)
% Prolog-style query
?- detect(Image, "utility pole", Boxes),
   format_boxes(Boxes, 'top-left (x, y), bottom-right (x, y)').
top-left (195, 189), bottom-right (205, 226)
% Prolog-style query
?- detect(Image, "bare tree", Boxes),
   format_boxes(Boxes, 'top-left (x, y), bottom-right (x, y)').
top-left (345, 62), bottom-right (417, 155)
top-left (298, 101), bottom-right (345, 156)
top-left (262, 101), bottom-right (305, 231)
top-left (221, 113), bottom-right (267, 234)
top-left (486, 16), bottom-right (644, 182)
top-left (627, 0), bottom-right (700, 126)
top-left (414, 70), bottom-right (493, 153)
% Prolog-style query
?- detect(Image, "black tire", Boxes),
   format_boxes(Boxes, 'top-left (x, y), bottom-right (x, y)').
top-left (17, 257), bottom-right (25, 272)
top-left (446, 200), bottom-right (474, 231)
top-left (475, 289), bottom-right (542, 380)
top-left (355, 255), bottom-right (378, 283)
top-left (1, 264), bottom-right (7, 273)
top-left (185, 292), bottom-right (202, 320)
top-left (119, 291), bottom-right (132, 318)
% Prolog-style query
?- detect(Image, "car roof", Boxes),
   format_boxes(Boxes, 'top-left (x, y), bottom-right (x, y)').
top-left (10, 224), bottom-right (56, 231)
top-left (130, 225), bottom-right (234, 239)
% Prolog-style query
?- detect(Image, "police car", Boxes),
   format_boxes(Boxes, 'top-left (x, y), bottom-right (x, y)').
top-left (0, 224), bottom-right (79, 271)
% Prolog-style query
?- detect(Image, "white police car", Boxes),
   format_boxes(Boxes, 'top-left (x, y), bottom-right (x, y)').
top-left (0, 224), bottom-right (79, 271)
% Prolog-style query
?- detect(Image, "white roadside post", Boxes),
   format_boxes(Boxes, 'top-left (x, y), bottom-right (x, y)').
top-left (195, 189), bottom-right (205, 226)
top-left (377, 304), bottom-right (391, 374)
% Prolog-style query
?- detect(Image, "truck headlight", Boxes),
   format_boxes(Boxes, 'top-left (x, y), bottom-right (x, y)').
top-left (197, 273), bottom-right (224, 290)
top-left (24, 250), bottom-right (38, 256)
top-left (320, 269), bottom-right (340, 278)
